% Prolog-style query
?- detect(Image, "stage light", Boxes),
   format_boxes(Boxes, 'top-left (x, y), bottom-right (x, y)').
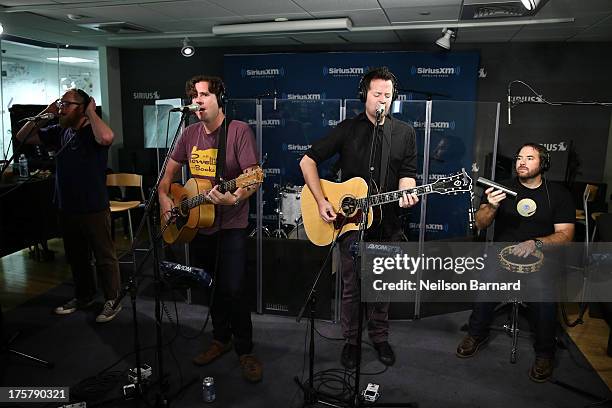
top-left (435, 28), bottom-right (455, 50)
top-left (181, 38), bottom-right (195, 57)
top-left (520, 0), bottom-right (541, 11)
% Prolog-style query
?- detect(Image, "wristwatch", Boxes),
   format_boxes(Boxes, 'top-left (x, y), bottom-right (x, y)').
top-left (533, 239), bottom-right (543, 250)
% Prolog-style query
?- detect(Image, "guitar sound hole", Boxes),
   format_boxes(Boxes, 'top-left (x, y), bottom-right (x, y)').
top-left (340, 197), bottom-right (357, 216)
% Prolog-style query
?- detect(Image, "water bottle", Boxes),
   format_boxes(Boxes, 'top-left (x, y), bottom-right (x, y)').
top-left (18, 154), bottom-right (29, 178)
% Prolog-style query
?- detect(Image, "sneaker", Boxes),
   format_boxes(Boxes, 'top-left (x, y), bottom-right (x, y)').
top-left (528, 356), bottom-right (553, 382)
top-left (239, 354), bottom-right (263, 383)
top-left (193, 340), bottom-right (232, 366)
top-left (95, 300), bottom-right (122, 323)
top-left (456, 335), bottom-right (489, 358)
top-left (373, 341), bottom-right (395, 366)
top-left (54, 298), bottom-right (94, 315)
top-left (341, 343), bottom-right (358, 369)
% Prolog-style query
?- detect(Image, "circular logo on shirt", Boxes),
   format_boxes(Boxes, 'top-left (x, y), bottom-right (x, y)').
top-left (517, 198), bottom-right (537, 217)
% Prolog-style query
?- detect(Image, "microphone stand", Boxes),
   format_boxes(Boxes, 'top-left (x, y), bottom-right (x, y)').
top-left (112, 108), bottom-right (192, 407)
top-left (0, 117), bottom-right (50, 177)
top-left (349, 110), bottom-right (418, 407)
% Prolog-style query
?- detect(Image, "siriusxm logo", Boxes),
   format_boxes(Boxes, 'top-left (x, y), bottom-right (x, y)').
top-left (282, 143), bottom-right (311, 152)
top-left (410, 66), bottom-right (461, 77)
top-left (282, 93), bottom-right (325, 100)
top-left (240, 67), bottom-right (285, 78)
top-left (396, 94), bottom-right (412, 101)
top-left (247, 119), bottom-right (283, 127)
top-left (412, 120), bottom-right (456, 130)
top-left (323, 119), bottom-right (340, 127)
top-left (541, 142), bottom-right (568, 152)
top-left (264, 168), bottom-right (281, 175)
top-left (133, 91), bottom-right (160, 100)
top-left (409, 222), bottom-right (448, 232)
top-left (511, 95), bottom-right (544, 104)
top-left (323, 66), bottom-right (367, 77)
top-left (416, 173), bottom-right (450, 181)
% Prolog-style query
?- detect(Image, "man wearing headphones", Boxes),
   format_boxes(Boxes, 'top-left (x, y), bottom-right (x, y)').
top-left (15, 89), bottom-right (122, 323)
top-left (300, 67), bottom-right (418, 369)
top-left (456, 142), bottom-right (575, 382)
top-left (158, 75), bottom-right (262, 383)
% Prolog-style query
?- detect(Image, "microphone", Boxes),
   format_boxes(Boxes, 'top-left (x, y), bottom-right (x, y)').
top-left (375, 104), bottom-right (385, 122)
top-left (160, 261), bottom-right (213, 288)
top-left (273, 89), bottom-right (277, 111)
top-left (507, 92), bottom-right (512, 125)
top-left (170, 104), bottom-right (201, 113)
top-left (26, 112), bottom-right (56, 121)
top-left (476, 177), bottom-right (518, 197)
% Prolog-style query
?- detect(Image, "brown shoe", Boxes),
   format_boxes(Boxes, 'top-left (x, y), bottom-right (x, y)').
top-left (193, 340), bottom-right (232, 366)
top-left (529, 356), bottom-right (553, 382)
top-left (239, 354), bottom-right (263, 383)
top-left (456, 335), bottom-right (489, 358)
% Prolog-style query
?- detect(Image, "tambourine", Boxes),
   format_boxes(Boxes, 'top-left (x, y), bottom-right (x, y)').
top-left (498, 245), bottom-right (544, 274)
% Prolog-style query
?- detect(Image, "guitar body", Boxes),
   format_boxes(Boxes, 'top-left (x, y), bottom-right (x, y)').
top-left (301, 178), bottom-right (374, 246)
top-left (163, 178), bottom-right (215, 244)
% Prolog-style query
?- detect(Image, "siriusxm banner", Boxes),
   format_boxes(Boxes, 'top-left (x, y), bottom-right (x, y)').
top-left (224, 51), bottom-right (479, 236)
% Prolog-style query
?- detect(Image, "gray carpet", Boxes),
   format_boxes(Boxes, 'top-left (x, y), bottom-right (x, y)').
top-left (2, 280), bottom-right (611, 408)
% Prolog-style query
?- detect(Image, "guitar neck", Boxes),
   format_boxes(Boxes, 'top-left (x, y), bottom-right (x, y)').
top-left (185, 179), bottom-right (235, 210)
top-left (357, 184), bottom-right (433, 208)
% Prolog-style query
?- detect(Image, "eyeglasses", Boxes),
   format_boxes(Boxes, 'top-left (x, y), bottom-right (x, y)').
top-left (55, 99), bottom-right (82, 109)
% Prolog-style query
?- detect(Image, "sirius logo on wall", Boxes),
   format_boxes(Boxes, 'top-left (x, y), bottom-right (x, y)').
top-left (322, 66), bottom-right (368, 77)
top-left (541, 141), bottom-right (568, 152)
top-left (410, 66), bottom-right (461, 78)
top-left (282, 93), bottom-right (326, 100)
top-left (247, 118), bottom-right (284, 127)
top-left (412, 120), bottom-right (456, 130)
top-left (133, 91), bottom-right (160, 100)
top-left (323, 118), bottom-right (340, 127)
top-left (282, 143), bottom-right (311, 152)
top-left (240, 67), bottom-right (285, 78)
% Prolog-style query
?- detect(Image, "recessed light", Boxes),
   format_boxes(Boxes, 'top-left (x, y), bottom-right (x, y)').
top-left (274, 17), bottom-right (288, 22)
top-left (419, 11), bottom-right (431, 16)
top-left (71, 30), bottom-right (80, 33)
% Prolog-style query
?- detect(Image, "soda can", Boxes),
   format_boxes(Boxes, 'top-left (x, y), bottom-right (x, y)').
top-left (203, 376), bottom-right (216, 403)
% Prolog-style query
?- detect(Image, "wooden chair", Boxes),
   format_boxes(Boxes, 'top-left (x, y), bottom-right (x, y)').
top-left (106, 173), bottom-right (144, 243)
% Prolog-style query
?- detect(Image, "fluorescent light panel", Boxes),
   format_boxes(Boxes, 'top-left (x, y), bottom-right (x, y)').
top-left (46, 57), bottom-right (94, 63)
top-left (212, 18), bottom-right (352, 35)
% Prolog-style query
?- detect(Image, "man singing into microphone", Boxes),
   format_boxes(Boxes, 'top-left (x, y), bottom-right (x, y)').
top-left (300, 67), bottom-right (419, 369)
top-left (15, 89), bottom-right (122, 323)
top-left (158, 75), bottom-right (262, 383)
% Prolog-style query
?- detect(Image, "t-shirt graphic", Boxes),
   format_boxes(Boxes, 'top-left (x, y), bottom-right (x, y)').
top-left (190, 146), bottom-right (217, 177)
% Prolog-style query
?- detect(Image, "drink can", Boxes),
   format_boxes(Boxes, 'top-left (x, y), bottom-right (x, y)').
top-left (203, 376), bottom-right (216, 403)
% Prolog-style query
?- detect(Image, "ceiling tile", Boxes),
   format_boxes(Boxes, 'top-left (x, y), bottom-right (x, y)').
top-left (292, 0), bottom-right (380, 13)
top-left (206, 0), bottom-right (306, 16)
top-left (385, 5), bottom-right (462, 24)
top-left (311, 9), bottom-right (390, 26)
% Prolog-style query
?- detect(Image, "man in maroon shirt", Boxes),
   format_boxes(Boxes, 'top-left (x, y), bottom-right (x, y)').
top-left (159, 75), bottom-right (262, 383)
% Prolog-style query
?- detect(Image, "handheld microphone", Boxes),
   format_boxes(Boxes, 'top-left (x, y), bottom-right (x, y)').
top-left (170, 104), bottom-right (201, 113)
top-left (26, 112), bottom-right (56, 121)
top-left (160, 261), bottom-right (213, 288)
top-left (476, 177), bottom-right (518, 197)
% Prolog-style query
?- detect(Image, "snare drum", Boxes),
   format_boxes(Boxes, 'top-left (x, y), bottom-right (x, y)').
top-left (280, 186), bottom-right (302, 227)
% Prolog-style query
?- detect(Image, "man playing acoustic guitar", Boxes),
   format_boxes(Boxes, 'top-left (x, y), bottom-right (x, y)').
top-left (300, 67), bottom-right (419, 369)
top-left (158, 75), bottom-right (262, 383)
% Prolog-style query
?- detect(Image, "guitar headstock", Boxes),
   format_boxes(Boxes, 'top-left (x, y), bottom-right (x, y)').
top-left (236, 167), bottom-right (265, 189)
top-left (431, 169), bottom-right (473, 195)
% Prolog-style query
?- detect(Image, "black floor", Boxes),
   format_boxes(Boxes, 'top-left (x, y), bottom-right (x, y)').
top-left (1, 280), bottom-right (611, 408)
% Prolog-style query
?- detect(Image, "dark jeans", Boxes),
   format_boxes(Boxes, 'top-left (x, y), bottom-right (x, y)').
top-left (191, 229), bottom-right (253, 356)
top-left (468, 301), bottom-right (557, 358)
top-left (340, 231), bottom-right (389, 345)
top-left (60, 209), bottom-right (120, 302)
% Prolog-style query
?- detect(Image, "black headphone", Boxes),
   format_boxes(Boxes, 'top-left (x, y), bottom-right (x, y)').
top-left (74, 88), bottom-right (91, 110)
top-left (515, 142), bottom-right (550, 173)
top-left (357, 66), bottom-right (398, 103)
top-left (215, 79), bottom-right (227, 107)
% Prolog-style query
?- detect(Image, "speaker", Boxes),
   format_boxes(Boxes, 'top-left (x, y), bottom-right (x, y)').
top-left (259, 238), bottom-right (334, 319)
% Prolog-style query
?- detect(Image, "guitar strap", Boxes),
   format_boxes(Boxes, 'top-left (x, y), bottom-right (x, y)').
top-left (215, 118), bottom-right (228, 183)
top-left (379, 117), bottom-right (393, 191)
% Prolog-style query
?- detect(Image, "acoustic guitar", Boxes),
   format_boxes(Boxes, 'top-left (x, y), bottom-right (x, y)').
top-left (300, 170), bottom-right (472, 246)
top-left (162, 167), bottom-right (264, 244)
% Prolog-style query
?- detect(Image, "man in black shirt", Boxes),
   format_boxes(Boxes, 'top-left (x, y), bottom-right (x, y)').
top-left (16, 89), bottom-right (122, 323)
top-left (456, 143), bottom-right (575, 382)
top-left (300, 67), bottom-right (418, 369)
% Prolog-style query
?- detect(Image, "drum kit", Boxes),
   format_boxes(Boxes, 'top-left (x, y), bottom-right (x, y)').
top-left (272, 184), bottom-right (306, 239)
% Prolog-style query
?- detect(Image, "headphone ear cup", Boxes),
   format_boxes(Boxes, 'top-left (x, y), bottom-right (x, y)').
top-left (358, 77), bottom-right (366, 103)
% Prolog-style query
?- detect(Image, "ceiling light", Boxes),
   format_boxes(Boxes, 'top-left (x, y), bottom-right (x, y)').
top-left (46, 57), bottom-right (94, 63)
top-left (435, 28), bottom-right (456, 50)
top-left (274, 17), bottom-right (288, 22)
top-left (181, 37), bottom-right (194, 57)
top-left (520, 0), bottom-right (540, 10)
top-left (212, 18), bottom-right (352, 35)
top-left (0, 23), bottom-right (3, 35)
